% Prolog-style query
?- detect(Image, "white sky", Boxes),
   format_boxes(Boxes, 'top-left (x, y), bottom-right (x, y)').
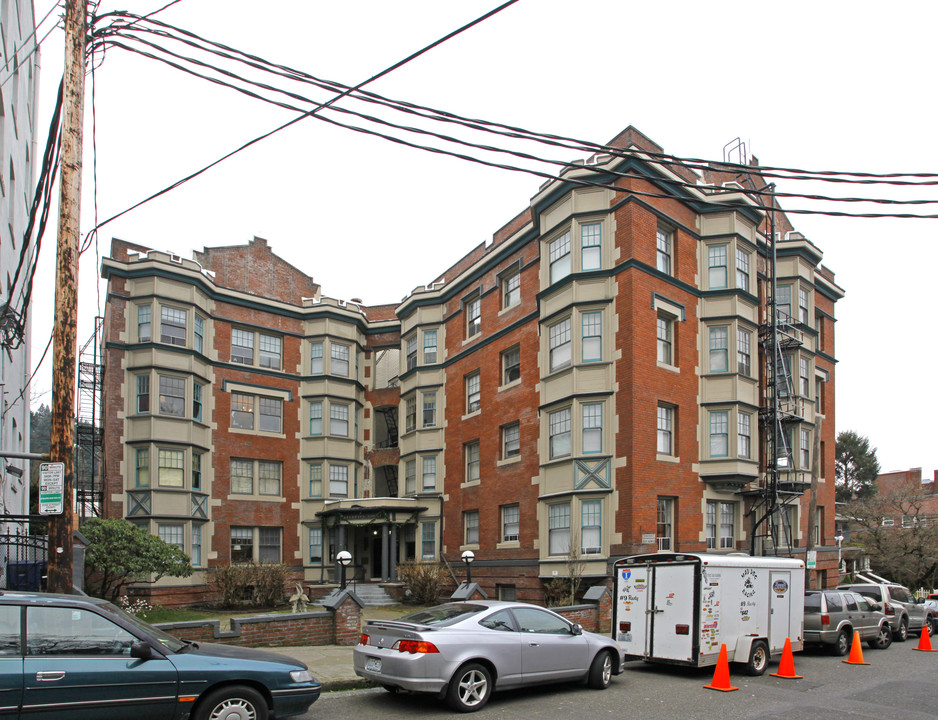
top-left (25, 0), bottom-right (938, 477)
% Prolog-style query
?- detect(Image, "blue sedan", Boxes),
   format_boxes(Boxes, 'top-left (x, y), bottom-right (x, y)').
top-left (0, 590), bottom-right (320, 719)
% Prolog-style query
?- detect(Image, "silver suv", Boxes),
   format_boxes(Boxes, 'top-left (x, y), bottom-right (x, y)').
top-left (837, 582), bottom-right (933, 641)
top-left (804, 589), bottom-right (892, 655)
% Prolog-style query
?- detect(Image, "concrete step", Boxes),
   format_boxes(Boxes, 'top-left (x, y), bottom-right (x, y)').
top-left (349, 584), bottom-right (396, 606)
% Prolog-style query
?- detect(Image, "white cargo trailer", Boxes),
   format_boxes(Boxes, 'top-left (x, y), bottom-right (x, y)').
top-left (613, 553), bottom-right (804, 675)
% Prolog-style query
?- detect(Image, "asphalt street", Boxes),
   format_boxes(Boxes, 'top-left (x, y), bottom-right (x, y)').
top-left (303, 642), bottom-right (938, 720)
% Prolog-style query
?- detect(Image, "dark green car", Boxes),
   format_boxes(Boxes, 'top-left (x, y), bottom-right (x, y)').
top-left (0, 590), bottom-right (320, 719)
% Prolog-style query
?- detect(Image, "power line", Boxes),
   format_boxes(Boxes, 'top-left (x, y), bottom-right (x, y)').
top-left (0, 1), bottom-right (62, 89)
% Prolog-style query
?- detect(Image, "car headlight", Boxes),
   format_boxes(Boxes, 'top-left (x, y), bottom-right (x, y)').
top-left (290, 670), bottom-right (314, 683)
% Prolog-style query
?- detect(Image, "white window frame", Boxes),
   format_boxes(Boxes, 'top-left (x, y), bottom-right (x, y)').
top-left (465, 441), bottom-right (480, 483)
top-left (656, 226), bottom-right (672, 275)
top-left (549, 231), bottom-right (572, 284)
top-left (160, 306), bottom-right (187, 346)
top-left (548, 502), bottom-right (571, 555)
top-left (331, 343), bottom-right (350, 377)
top-left (657, 405), bottom-right (673, 456)
top-left (465, 372), bottom-right (481, 414)
top-left (549, 318), bottom-right (572, 371)
top-left (502, 345), bottom-right (520, 385)
top-left (423, 329), bottom-right (438, 364)
top-left (736, 247), bottom-right (750, 291)
top-left (502, 267), bottom-right (521, 308)
top-left (709, 326), bottom-right (729, 373)
top-left (738, 412), bottom-right (751, 459)
top-left (502, 504), bottom-right (520, 542)
top-left (581, 499), bottom-right (602, 554)
top-left (737, 328), bottom-right (751, 376)
top-left (710, 410), bottom-right (729, 458)
top-left (581, 222), bottom-right (602, 271)
top-left (657, 497), bottom-right (674, 551)
top-left (465, 293), bottom-right (481, 338)
top-left (502, 422), bottom-right (520, 459)
top-left (231, 328), bottom-right (254, 365)
top-left (582, 403), bottom-right (602, 454)
top-left (657, 313), bottom-right (673, 365)
top-left (464, 510), bottom-right (479, 545)
top-left (708, 245), bottom-right (728, 289)
top-left (549, 407), bottom-right (571, 459)
top-left (581, 311), bottom-right (602, 362)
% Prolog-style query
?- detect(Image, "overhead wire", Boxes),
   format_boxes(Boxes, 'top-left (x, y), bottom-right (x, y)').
top-left (0, 1), bottom-right (63, 89)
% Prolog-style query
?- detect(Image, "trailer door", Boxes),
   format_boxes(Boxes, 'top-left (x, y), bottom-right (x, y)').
top-left (649, 562), bottom-right (696, 662)
top-left (615, 565), bottom-right (650, 657)
top-left (769, 570), bottom-right (792, 652)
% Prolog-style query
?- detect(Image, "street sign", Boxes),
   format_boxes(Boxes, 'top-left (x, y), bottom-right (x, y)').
top-left (38, 462), bottom-right (65, 515)
top-left (806, 550), bottom-right (817, 569)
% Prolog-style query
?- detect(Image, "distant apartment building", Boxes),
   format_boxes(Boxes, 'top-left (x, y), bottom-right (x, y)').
top-left (0, 0), bottom-right (39, 517)
top-left (99, 126), bottom-right (844, 604)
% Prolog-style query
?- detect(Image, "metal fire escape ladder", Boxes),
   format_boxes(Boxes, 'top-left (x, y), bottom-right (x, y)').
top-left (75, 317), bottom-right (104, 520)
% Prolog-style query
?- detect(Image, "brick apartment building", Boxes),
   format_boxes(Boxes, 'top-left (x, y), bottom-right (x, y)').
top-left (99, 126), bottom-right (844, 604)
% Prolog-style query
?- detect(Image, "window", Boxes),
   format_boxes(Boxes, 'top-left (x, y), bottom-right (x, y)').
top-left (406, 335), bottom-right (417, 371)
top-left (259, 461), bottom-right (281, 496)
top-left (405, 396), bottom-right (416, 432)
top-left (231, 392), bottom-right (254, 429)
top-left (708, 245), bottom-right (728, 289)
top-left (422, 522), bottom-right (436, 559)
top-left (800, 357), bottom-right (810, 396)
top-left (158, 449), bottom-right (184, 488)
top-left (798, 287), bottom-right (809, 324)
top-left (309, 400), bottom-right (323, 435)
top-left (502, 345), bottom-right (520, 384)
top-left (231, 459), bottom-right (254, 494)
top-left (657, 405), bottom-right (673, 455)
top-left (738, 413), bottom-right (751, 459)
top-left (710, 411), bottom-right (729, 457)
top-left (801, 428), bottom-right (810, 468)
top-left (465, 293), bottom-right (481, 337)
top-left (737, 328), bottom-right (751, 376)
top-left (192, 524), bottom-right (202, 566)
top-left (135, 448), bottom-right (149, 487)
top-left (192, 382), bottom-right (203, 421)
top-left (259, 527), bottom-right (281, 563)
top-left (194, 314), bottom-right (204, 354)
top-left (422, 392), bottom-right (436, 427)
top-left (137, 304), bottom-right (152, 342)
top-left (192, 452), bottom-right (202, 490)
top-left (657, 497), bottom-right (674, 550)
top-left (405, 459), bottom-right (416, 494)
top-left (502, 504), bottom-right (519, 542)
top-left (549, 502), bottom-right (570, 555)
top-left (136, 375), bottom-right (150, 413)
top-left (656, 226), bottom-right (672, 275)
top-left (464, 511), bottom-right (479, 545)
top-left (330, 402), bottom-right (349, 437)
top-left (231, 527), bottom-right (254, 563)
top-left (657, 314), bottom-right (673, 365)
top-left (549, 318), bottom-right (571, 371)
top-left (329, 464), bottom-right (349, 496)
top-left (331, 343), bottom-right (350, 376)
top-left (709, 326), bottom-right (728, 373)
top-left (549, 231), bottom-right (571, 283)
top-left (158, 523), bottom-right (184, 551)
top-left (705, 501), bottom-right (717, 550)
top-left (423, 330), bottom-right (437, 364)
top-left (422, 455), bottom-right (437, 490)
top-left (549, 407), bottom-right (571, 458)
top-left (736, 248), bottom-right (750, 291)
top-left (158, 375), bottom-right (185, 416)
top-left (309, 527), bottom-right (323, 563)
top-left (581, 311), bottom-right (602, 362)
top-left (465, 441), bottom-right (480, 482)
top-left (583, 403), bottom-right (602, 454)
top-left (161, 306), bottom-right (187, 345)
top-left (231, 328), bottom-right (254, 364)
top-left (776, 285), bottom-right (792, 321)
top-left (259, 334), bottom-right (282, 369)
top-left (502, 422), bottom-right (520, 459)
top-left (581, 499), bottom-right (602, 554)
top-left (706, 501), bottom-right (735, 550)
top-left (581, 222), bottom-right (601, 270)
top-left (465, 372), bottom-right (480, 414)
top-left (502, 267), bottom-right (521, 307)
top-left (310, 341), bottom-right (324, 374)
top-left (259, 396), bottom-right (282, 433)
top-left (309, 463), bottom-right (323, 497)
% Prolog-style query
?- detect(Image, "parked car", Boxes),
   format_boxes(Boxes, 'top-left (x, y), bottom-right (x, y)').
top-left (0, 590), bottom-right (321, 719)
top-left (353, 601), bottom-right (626, 712)
top-left (803, 589), bottom-right (892, 655)
top-left (837, 582), bottom-right (933, 641)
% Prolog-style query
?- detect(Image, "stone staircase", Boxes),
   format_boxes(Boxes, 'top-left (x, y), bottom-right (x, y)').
top-left (349, 583), bottom-right (396, 606)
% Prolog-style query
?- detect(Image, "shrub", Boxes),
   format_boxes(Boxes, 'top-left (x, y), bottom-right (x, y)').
top-left (252, 563), bottom-right (289, 607)
top-left (210, 564), bottom-right (252, 608)
top-left (397, 561), bottom-right (447, 605)
top-left (543, 577), bottom-right (571, 607)
top-left (209, 563), bottom-right (289, 608)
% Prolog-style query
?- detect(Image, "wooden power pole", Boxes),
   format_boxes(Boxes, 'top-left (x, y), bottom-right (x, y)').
top-left (47, 0), bottom-right (87, 594)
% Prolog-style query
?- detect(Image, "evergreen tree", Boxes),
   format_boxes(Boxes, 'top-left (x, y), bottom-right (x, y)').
top-left (835, 430), bottom-right (880, 503)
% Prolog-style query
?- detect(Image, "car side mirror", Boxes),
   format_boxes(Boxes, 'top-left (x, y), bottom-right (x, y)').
top-left (870, 602), bottom-right (882, 612)
top-left (130, 641), bottom-right (156, 660)
top-left (915, 598), bottom-right (924, 604)
top-left (570, 623), bottom-right (583, 636)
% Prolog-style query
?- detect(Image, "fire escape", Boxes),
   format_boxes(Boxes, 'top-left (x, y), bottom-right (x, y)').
top-left (75, 317), bottom-right (104, 520)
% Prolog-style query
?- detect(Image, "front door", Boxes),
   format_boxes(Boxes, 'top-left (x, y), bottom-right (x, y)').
top-left (21, 605), bottom-right (178, 720)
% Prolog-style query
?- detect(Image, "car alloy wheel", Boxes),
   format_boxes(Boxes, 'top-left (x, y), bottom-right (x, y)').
top-left (446, 663), bottom-right (491, 713)
top-left (588, 650), bottom-right (613, 689)
top-left (868, 623), bottom-right (892, 650)
top-left (833, 628), bottom-right (851, 656)
top-left (895, 617), bottom-right (909, 642)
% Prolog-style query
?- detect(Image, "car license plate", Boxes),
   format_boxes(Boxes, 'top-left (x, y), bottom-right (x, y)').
top-left (366, 657), bottom-right (382, 672)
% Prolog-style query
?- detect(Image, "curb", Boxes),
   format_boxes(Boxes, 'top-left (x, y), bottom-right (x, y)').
top-left (321, 678), bottom-right (376, 692)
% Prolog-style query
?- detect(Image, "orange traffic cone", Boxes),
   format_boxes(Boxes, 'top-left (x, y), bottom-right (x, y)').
top-left (770, 637), bottom-right (802, 679)
top-left (704, 643), bottom-right (739, 692)
top-left (842, 630), bottom-right (870, 665)
top-left (914, 624), bottom-right (936, 652)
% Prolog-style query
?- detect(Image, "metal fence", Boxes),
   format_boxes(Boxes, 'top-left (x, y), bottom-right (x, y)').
top-left (0, 516), bottom-right (48, 591)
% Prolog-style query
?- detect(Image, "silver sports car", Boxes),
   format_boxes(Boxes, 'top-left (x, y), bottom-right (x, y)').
top-left (353, 601), bottom-right (626, 712)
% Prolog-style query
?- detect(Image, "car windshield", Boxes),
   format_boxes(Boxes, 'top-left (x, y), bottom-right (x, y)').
top-left (804, 593), bottom-right (821, 611)
top-left (397, 603), bottom-right (487, 627)
top-left (101, 601), bottom-right (187, 652)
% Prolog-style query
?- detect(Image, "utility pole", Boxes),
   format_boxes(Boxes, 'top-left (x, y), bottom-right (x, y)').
top-left (47, 0), bottom-right (87, 594)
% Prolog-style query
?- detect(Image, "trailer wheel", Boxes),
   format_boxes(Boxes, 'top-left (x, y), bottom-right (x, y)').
top-left (744, 640), bottom-right (769, 676)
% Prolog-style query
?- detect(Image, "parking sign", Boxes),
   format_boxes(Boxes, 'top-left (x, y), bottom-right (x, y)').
top-left (38, 462), bottom-right (65, 515)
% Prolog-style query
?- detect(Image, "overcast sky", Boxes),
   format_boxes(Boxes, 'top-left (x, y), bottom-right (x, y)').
top-left (26, 0), bottom-right (938, 477)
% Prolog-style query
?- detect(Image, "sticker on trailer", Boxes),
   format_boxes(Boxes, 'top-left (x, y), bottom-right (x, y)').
top-left (773, 578), bottom-right (789, 596)
top-left (700, 571), bottom-right (721, 652)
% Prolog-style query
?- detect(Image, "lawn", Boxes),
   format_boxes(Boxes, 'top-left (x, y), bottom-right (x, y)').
top-left (139, 604), bottom-right (313, 629)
